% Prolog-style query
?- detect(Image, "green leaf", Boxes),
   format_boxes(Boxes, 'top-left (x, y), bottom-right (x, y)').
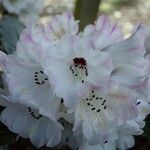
top-left (0, 15), bottom-right (24, 54)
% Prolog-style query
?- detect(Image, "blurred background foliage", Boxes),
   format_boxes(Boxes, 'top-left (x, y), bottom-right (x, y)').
top-left (0, 0), bottom-right (150, 149)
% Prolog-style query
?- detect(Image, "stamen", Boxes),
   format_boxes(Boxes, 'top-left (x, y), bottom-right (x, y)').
top-left (83, 90), bottom-right (109, 113)
top-left (34, 70), bottom-right (48, 86)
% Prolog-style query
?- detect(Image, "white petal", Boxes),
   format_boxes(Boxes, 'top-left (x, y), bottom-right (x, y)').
top-left (29, 118), bottom-right (61, 147)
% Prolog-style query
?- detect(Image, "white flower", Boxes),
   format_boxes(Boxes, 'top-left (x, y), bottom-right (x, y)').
top-left (0, 93), bottom-right (61, 148)
top-left (82, 18), bottom-right (149, 88)
top-left (1, 0), bottom-right (43, 24)
top-left (107, 24), bottom-right (150, 89)
top-left (77, 98), bottom-right (150, 150)
top-left (0, 13), bottom-right (79, 119)
top-left (44, 34), bottom-right (113, 107)
top-left (73, 85), bottom-right (138, 145)
top-left (0, 51), bottom-right (60, 121)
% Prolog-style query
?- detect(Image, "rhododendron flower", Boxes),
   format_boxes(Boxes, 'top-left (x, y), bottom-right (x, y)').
top-left (0, 93), bottom-right (61, 148)
top-left (77, 98), bottom-right (150, 150)
top-left (73, 85), bottom-right (138, 145)
top-left (0, 12), bottom-right (149, 150)
top-left (0, 13), bottom-right (79, 119)
top-left (44, 34), bottom-right (113, 107)
top-left (82, 17), bottom-right (149, 88)
top-left (0, 51), bottom-right (60, 120)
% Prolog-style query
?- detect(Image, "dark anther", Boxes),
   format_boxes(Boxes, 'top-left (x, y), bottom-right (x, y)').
top-left (85, 69), bottom-right (88, 76)
top-left (61, 98), bottom-right (64, 103)
top-left (91, 107), bottom-right (95, 111)
top-left (87, 103), bottom-right (91, 106)
top-left (103, 100), bottom-right (106, 103)
top-left (35, 82), bottom-right (41, 85)
top-left (136, 101), bottom-right (141, 105)
top-left (40, 71), bottom-right (44, 74)
top-left (97, 109), bottom-right (101, 112)
top-left (104, 106), bottom-right (107, 109)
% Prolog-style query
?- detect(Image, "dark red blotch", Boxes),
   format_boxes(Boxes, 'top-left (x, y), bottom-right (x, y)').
top-left (73, 57), bottom-right (86, 66)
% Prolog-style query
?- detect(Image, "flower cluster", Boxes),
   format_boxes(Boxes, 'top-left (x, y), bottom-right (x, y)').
top-left (0, 0), bottom-right (43, 24)
top-left (0, 13), bottom-right (150, 150)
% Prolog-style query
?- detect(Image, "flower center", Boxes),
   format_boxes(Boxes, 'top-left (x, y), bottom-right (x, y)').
top-left (70, 57), bottom-right (88, 83)
top-left (28, 107), bottom-right (43, 120)
top-left (34, 70), bottom-right (48, 86)
top-left (82, 90), bottom-right (109, 113)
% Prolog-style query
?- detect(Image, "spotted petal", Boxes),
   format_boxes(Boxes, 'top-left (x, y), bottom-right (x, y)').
top-left (0, 52), bottom-right (60, 120)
